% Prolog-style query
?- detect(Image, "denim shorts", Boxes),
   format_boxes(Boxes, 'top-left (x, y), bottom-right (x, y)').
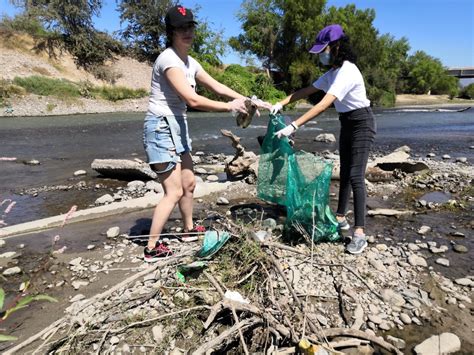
top-left (143, 114), bottom-right (192, 173)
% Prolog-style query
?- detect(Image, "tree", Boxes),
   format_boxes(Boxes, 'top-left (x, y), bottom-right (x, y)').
top-left (9, 0), bottom-right (122, 69)
top-left (118, 1), bottom-right (226, 65)
top-left (404, 51), bottom-right (458, 96)
top-left (118, 0), bottom-right (174, 62)
top-left (190, 20), bottom-right (225, 67)
top-left (231, 0), bottom-right (326, 91)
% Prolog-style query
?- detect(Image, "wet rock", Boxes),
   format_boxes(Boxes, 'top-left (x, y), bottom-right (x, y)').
top-left (314, 133), bottom-right (336, 143)
top-left (408, 254), bottom-right (427, 267)
top-left (442, 154), bottom-right (451, 160)
top-left (454, 278), bottom-right (472, 287)
top-left (106, 226), bottom-right (120, 238)
top-left (91, 159), bottom-right (157, 180)
top-left (455, 157), bottom-right (467, 163)
top-left (414, 333), bottom-right (460, 354)
top-left (72, 280), bottom-right (89, 290)
top-left (381, 289), bottom-right (405, 307)
top-left (74, 170), bottom-right (87, 176)
top-left (0, 240), bottom-right (5, 248)
top-left (206, 175), bottom-right (219, 182)
top-left (417, 225), bottom-right (431, 235)
top-left (24, 159), bottom-right (40, 165)
top-left (95, 194), bottom-right (114, 204)
top-left (216, 197), bottom-right (229, 205)
top-left (127, 180), bottom-right (145, 191)
top-left (69, 257), bottom-right (83, 266)
top-left (435, 258), bottom-right (450, 267)
top-left (453, 245), bottom-right (468, 253)
top-left (0, 251), bottom-right (17, 258)
top-left (367, 314), bottom-right (383, 324)
top-left (195, 167), bottom-right (207, 174)
top-left (3, 266), bottom-right (21, 276)
top-left (394, 145), bottom-right (411, 153)
top-left (386, 335), bottom-right (406, 349)
top-left (399, 313), bottom-right (412, 324)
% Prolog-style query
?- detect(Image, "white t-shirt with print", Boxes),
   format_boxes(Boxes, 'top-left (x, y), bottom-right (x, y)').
top-left (313, 61), bottom-right (370, 113)
top-left (147, 47), bottom-right (203, 117)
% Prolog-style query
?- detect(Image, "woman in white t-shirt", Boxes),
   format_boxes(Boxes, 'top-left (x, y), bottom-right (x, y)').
top-left (143, 6), bottom-right (264, 262)
top-left (272, 24), bottom-right (376, 255)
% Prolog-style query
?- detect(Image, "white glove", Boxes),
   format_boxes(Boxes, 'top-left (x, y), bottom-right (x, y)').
top-left (228, 98), bottom-right (248, 115)
top-left (274, 122), bottom-right (298, 139)
top-left (270, 102), bottom-right (283, 114)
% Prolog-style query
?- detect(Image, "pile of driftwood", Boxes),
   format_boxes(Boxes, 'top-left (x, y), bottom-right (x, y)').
top-left (5, 215), bottom-right (403, 355)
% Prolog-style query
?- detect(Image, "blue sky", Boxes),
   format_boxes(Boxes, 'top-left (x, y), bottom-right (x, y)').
top-left (1, 0), bottom-right (473, 68)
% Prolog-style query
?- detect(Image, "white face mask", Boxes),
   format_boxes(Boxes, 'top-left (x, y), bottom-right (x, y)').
top-left (319, 52), bottom-right (331, 66)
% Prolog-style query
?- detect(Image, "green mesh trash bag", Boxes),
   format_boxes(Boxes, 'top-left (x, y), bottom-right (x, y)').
top-left (257, 114), bottom-right (339, 242)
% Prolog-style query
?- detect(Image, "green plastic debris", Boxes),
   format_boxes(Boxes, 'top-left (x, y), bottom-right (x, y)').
top-left (257, 114), bottom-right (339, 242)
top-left (176, 261), bottom-right (208, 282)
top-left (196, 230), bottom-right (231, 259)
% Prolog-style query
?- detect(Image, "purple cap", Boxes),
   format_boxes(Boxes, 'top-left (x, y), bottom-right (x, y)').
top-left (309, 24), bottom-right (345, 54)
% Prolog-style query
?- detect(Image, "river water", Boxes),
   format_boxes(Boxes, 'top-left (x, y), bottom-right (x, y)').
top-left (0, 107), bottom-right (473, 225)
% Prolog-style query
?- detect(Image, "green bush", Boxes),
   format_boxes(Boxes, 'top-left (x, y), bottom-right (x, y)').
top-left (13, 76), bottom-right (81, 98)
top-left (367, 85), bottom-right (396, 107)
top-left (0, 14), bottom-right (51, 38)
top-left (459, 83), bottom-right (474, 99)
top-left (197, 63), bottom-right (285, 103)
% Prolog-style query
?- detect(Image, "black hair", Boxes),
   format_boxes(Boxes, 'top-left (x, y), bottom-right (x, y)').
top-left (330, 36), bottom-right (357, 67)
top-left (165, 25), bottom-right (173, 48)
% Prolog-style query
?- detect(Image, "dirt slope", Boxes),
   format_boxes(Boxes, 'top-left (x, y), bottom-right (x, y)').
top-left (0, 33), bottom-right (154, 116)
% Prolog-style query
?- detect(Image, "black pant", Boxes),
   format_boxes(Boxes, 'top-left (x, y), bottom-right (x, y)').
top-left (336, 107), bottom-right (376, 228)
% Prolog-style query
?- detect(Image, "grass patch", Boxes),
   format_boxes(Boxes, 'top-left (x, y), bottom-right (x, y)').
top-left (90, 86), bottom-right (148, 102)
top-left (215, 234), bottom-right (269, 297)
top-left (11, 76), bottom-right (148, 102)
top-left (13, 75), bottom-right (81, 99)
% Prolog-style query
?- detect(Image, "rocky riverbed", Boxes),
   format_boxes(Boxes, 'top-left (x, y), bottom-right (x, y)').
top-left (1, 144), bottom-right (472, 354)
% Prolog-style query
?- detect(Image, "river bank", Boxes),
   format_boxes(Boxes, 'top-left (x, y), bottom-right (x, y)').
top-left (1, 93), bottom-right (472, 118)
top-left (1, 151), bottom-right (472, 353)
top-left (0, 110), bottom-right (472, 354)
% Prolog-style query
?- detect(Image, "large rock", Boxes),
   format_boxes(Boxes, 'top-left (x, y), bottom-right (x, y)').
top-left (414, 333), bottom-right (461, 354)
top-left (370, 151), bottom-right (429, 173)
top-left (91, 159), bottom-right (157, 180)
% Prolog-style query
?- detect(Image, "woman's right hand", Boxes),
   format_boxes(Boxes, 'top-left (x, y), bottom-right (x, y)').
top-left (228, 98), bottom-right (248, 115)
top-left (270, 102), bottom-right (283, 114)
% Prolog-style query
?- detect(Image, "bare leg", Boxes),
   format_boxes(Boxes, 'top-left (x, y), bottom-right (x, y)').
top-left (147, 163), bottom-right (183, 249)
top-left (178, 153), bottom-right (196, 231)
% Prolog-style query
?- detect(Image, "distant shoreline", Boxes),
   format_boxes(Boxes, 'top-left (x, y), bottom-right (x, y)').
top-left (0, 94), bottom-right (472, 118)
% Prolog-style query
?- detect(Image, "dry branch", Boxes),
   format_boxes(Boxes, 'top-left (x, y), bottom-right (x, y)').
top-left (308, 328), bottom-right (403, 355)
top-left (192, 317), bottom-right (262, 355)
